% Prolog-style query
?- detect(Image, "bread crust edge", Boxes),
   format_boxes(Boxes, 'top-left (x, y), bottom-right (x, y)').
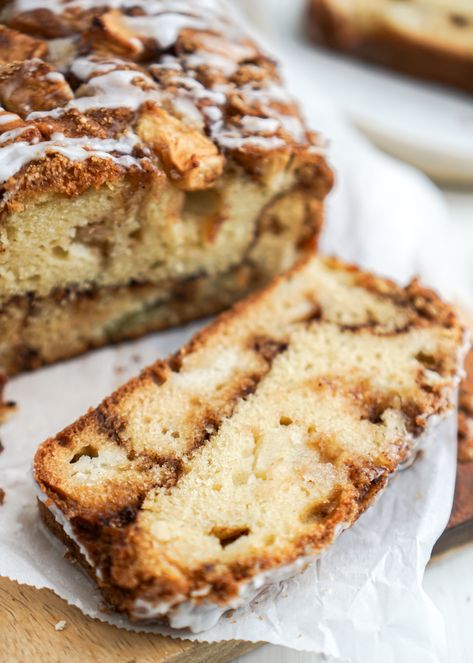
top-left (306, 0), bottom-right (473, 94)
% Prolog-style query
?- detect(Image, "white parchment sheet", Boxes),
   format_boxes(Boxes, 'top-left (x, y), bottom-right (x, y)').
top-left (0, 7), bottom-right (467, 663)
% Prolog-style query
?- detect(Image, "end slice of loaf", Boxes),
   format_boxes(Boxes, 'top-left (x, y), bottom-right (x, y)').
top-left (34, 255), bottom-right (467, 631)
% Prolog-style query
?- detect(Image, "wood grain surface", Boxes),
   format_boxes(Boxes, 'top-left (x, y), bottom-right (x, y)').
top-left (0, 577), bottom-right (258, 663)
top-left (434, 347), bottom-right (473, 555)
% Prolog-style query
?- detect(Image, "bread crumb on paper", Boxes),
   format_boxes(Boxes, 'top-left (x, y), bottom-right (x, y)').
top-left (0, 488), bottom-right (5, 505)
top-left (54, 620), bottom-right (66, 631)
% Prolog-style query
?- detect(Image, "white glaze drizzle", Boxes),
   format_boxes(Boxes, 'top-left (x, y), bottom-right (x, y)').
top-left (0, 0), bottom-right (313, 185)
top-left (0, 112), bottom-right (20, 125)
top-left (13, 0), bottom-right (223, 15)
top-left (44, 70), bottom-right (66, 83)
top-left (0, 130), bottom-right (141, 182)
top-left (0, 126), bottom-right (31, 145)
top-left (240, 115), bottom-right (280, 134)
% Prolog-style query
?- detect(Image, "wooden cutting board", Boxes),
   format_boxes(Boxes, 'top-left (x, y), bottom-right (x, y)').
top-left (433, 347), bottom-right (473, 555)
top-left (0, 577), bottom-right (259, 663)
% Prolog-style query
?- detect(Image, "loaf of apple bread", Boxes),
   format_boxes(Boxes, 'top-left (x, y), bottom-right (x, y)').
top-left (307, 0), bottom-right (473, 93)
top-left (35, 255), bottom-right (466, 631)
top-left (0, 0), bottom-right (332, 375)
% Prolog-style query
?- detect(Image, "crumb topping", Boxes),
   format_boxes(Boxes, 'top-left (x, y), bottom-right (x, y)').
top-left (0, 0), bottom-right (321, 189)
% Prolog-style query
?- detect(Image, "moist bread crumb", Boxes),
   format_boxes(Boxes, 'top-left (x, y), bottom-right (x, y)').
top-left (459, 348), bottom-right (473, 463)
top-left (34, 255), bottom-right (466, 631)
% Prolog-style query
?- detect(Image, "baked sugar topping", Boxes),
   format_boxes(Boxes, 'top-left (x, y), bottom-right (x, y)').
top-left (0, 0), bottom-right (320, 186)
top-left (0, 130), bottom-right (141, 183)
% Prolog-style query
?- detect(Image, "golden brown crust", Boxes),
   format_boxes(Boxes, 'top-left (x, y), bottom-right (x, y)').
top-left (0, 24), bottom-right (46, 62)
top-left (136, 101), bottom-right (225, 191)
top-left (307, 0), bottom-right (473, 94)
top-left (34, 255), bottom-right (465, 622)
top-left (0, 1), bottom-right (332, 208)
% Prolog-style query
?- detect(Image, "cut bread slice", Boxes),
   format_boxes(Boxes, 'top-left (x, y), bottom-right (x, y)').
top-left (34, 255), bottom-right (466, 631)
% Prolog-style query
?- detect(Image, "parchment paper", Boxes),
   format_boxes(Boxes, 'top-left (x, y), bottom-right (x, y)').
top-left (0, 6), bottom-right (466, 663)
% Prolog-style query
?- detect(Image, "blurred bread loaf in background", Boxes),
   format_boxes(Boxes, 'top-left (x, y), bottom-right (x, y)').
top-left (307, 0), bottom-right (473, 93)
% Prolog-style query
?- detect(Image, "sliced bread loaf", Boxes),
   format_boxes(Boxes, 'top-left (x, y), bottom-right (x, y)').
top-left (34, 255), bottom-right (466, 631)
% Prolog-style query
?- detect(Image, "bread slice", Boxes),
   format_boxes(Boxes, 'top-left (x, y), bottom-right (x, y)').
top-left (0, 1), bottom-right (332, 375)
top-left (34, 255), bottom-right (466, 631)
top-left (307, 0), bottom-right (473, 94)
